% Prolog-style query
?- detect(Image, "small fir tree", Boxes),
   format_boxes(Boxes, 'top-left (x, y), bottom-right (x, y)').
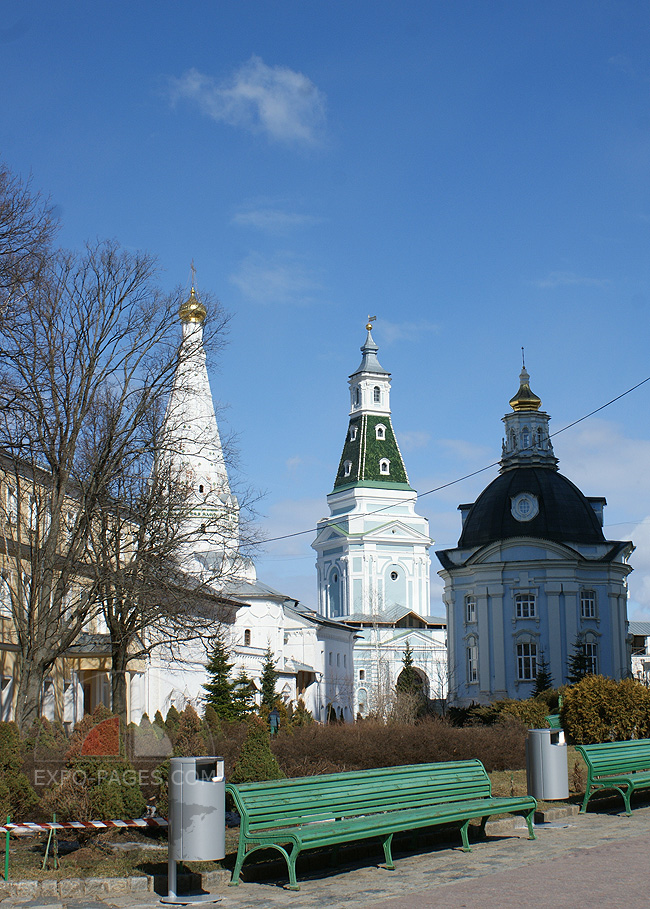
top-left (164, 705), bottom-right (181, 742)
top-left (533, 652), bottom-right (554, 697)
top-left (230, 716), bottom-right (285, 783)
top-left (567, 637), bottom-right (592, 685)
top-left (260, 644), bottom-right (279, 710)
top-left (396, 643), bottom-right (423, 695)
top-left (203, 635), bottom-right (238, 720)
top-left (231, 670), bottom-right (256, 719)
top-left (173, 704), bottom-right (207, 757)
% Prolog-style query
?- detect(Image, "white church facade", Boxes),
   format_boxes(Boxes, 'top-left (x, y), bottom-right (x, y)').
top-left (313, 323), bottom-right (447, 717)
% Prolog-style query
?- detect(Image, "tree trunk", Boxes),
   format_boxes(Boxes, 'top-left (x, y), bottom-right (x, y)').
top-left (14, 658), bottom-right (46, 730)
top-left (111, 643), bottom-right (130, 723)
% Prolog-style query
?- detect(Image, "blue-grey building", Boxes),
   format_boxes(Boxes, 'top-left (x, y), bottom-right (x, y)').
top-left (436, 366), bottom-right (633, 705)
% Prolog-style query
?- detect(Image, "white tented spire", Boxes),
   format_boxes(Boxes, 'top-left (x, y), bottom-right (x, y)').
top-left (160, 281), bottom-right (248, 578)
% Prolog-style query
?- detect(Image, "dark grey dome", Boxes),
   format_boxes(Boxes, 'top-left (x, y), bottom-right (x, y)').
top-left (458, 467), bottom-right (605, 548)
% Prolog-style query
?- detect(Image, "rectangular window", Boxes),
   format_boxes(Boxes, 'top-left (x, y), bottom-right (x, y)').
top-left (465, 595), bottom-right (477, 623)
top-left (581, 590), bottom-right (596, 619)
top-left (467, 644), bottom-right (478, 683)
top-left (515, 594), bottom-right (536, 619)
top-left (516, 642), bottom-right (537, 681)
top-left (584, 642), bottom-right (598, 674)
top-left (6, 487), bottom-right (17, 524)
top-left (328, 652), bottom-right (332, 666)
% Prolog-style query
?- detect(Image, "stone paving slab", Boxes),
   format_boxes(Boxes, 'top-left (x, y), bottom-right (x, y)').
top-left (1, 806), bottom-right (650, 908)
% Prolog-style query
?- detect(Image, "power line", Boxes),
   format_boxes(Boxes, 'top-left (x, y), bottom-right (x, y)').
top-left (253, 373), bottom-right (650, 547)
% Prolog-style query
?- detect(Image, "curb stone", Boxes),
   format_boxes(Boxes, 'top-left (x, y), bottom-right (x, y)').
top-left (0, 868), bottom-right (230, 901)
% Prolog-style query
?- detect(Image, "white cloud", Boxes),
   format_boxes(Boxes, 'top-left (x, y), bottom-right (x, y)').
top-left (230, 251), bottom-right (323, 305)
top-left (376, 318), bottom-right (439, 345)
top-left (169, 56), bottom-right (327, 146)
top-left (399, 430), bottom-right (431, 451)
top-left (233, 207), bottom-right (321, 233)
top-left (532, 271), bottom-right (611, 290)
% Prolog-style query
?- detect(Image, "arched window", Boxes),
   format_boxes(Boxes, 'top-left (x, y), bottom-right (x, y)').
top-left (343, 460), bottom-right (352, 477)
top-left (516, 641), bottom-right (537, 680)
top-left (379, 458), bottom-right (390, 475)
top-left (373, 386), bottom-right (381, 403)
top-left (349, 425), bottom-right (357, 442)
top-left (521, 427), bottom-right (530, 449)
top-left (467, 637), bottom-right (478, 683)
top-left (376, 424), bottom-right (386, 440)
top-left (515, 593), bottom-right (536, 618)
top-left (244, 629), bottom-right (251, 646)
top-left (583, 638), bottom-right (599, 674)
top-left (354, 386), bottom-right (361, 405)
top-left (465, 595), bottom-right (477, 623)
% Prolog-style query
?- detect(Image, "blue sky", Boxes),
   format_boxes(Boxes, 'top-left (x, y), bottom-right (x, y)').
top-left (3, 1), bottom-right (650, 618)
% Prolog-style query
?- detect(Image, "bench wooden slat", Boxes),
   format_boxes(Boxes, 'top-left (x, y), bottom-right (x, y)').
top-left (227, 760), bottom-right (537, 890)
top-left (576, 739), bottom-right (650, 815)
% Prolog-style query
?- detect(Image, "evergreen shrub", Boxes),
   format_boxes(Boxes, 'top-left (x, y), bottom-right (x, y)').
top-left (230, 716), bottom-right (285, 783)
top-left (0, 722), bottom-right (39, 820)
top-left (561, 675), bottom-right (650, 743)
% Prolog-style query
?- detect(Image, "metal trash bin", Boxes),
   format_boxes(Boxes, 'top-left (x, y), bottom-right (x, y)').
top-left (526, 728), bottom-right (569, 800)
top-left (163, 756), bottom-right (225, 904)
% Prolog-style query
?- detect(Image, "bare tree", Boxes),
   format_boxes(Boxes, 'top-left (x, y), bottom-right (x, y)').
top-left (85, 399), bottom-right (254, 721)
top-left (0, 161), bottom-right (56, 302)
top-left (0, 238), bottom-right (219, 728)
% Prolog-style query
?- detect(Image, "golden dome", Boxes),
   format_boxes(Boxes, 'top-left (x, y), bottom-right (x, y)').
top-left (509, 367), bottom-right (542, 412)
top-left (179, 286), bottom-right (207, 324)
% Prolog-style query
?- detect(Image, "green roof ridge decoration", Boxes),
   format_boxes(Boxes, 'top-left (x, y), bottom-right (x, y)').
top-left (334, 414), bottom-right (411, 489)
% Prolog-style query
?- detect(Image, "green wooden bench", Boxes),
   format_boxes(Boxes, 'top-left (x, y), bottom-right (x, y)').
top-left (226, 759), bottom-right (537, 890)
top-left (576, 739), bottom-right (650, 815)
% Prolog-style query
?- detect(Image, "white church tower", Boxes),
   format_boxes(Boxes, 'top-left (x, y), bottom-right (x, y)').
top-left (313, 323), bottom-right (446, 716)
top-left (160, 281), bottom-right (244, 579)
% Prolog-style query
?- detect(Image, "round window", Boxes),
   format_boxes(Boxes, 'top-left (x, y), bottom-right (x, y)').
top-left (390, 571), bottom-right (398, 581)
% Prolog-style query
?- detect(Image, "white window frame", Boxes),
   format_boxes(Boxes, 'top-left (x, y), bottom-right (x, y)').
top-left (516, 642), bottom-right (537, 681)
top-left (515, 593), bottom-right (536, 619)
top-left (465, 595), bottom-right (477, 623)
top-left (581, 590), bottom-right (596, 619)
top-left (376, 424), bottom-right (386, 440)
top-left (583, 641), bottom-right (598, 674)
top-left (467, 639), bottom-right (478, 684)
top-left (343, 460), bottom-right (352, 477)
top-left (373, 386), bottom-right (381, 403)
top-left (379, 458), bottom-right (390, 475)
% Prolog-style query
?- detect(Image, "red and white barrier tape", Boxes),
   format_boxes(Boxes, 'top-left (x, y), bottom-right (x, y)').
top-left (0, 817), bottom-right (168, 834)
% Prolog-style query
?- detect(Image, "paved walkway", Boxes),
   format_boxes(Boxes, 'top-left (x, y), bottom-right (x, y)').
top-left (3, 806), bottom-right (650, 908)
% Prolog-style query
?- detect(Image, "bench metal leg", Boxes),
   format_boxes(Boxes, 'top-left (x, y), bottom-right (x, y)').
top-left (381, 833), bottom-right (395, 870)
top-left (459, 821), bottom-right (472, 853)
top-left (523, 810), bottom-right (536, 841)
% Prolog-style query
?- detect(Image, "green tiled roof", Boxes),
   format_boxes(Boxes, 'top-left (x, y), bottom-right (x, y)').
top-left (334, 414), bottom-right (410, 489)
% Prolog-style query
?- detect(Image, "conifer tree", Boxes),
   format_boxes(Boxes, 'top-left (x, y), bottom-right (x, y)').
top-left (567, 637), bottom-right (592, 685)
top-left (203, 635), bottom-right (238, 721)
top-left (396, 643), bottom-right (422, 695)
top-left (231, 670), bottom-right (255, 719)
top-left (260, 644), bottom-right (279, 710)
top-left (230, 716), bottom-right (285, 784)
top-left (533, 652), bottom-right (554, 697)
